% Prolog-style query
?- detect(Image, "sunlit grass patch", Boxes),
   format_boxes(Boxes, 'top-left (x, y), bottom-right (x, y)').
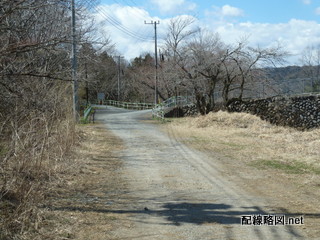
top-left (249, 160), bottom-right (320, 175)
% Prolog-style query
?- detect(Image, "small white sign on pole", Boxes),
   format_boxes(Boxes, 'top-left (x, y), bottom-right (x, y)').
top-left (97, 93), bottom-right (105, 104)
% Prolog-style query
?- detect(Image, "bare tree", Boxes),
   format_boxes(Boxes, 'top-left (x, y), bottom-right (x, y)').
top-left (231, 43), bottom-right (288, 100)
top-left (159, 16), bottom-right (200, 102)
top-left (125, 15), bottom-right (288, 114)
top-left (300, 45), bottom-right (320, 92)
top-left (180, 30), bottom-right (226, 114)
top-left (128, 53), bottom-right (166, 102)
top-left (164, 16), bottom-right (199, 59)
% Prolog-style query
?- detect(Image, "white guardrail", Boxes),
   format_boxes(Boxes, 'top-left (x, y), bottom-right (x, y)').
top-left (152, 105), bottom-right (164, 120)
top-left (151, 96), bottom-right (194, 120)
top-left (106, 100), bottom-right (154, 110)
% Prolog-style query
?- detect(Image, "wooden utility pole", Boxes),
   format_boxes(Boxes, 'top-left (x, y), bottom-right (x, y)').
top-left (85, 61), bottom-right (89, 106)
top-left (145, 20), bottom-right (160, 105)
top-left (71, 0), bottom-right (79, 121)
top-left (115, 56), bottom-right (124, 101)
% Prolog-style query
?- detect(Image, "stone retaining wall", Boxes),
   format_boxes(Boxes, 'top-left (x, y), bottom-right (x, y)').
top-left (164, 105), bottom-right (198, 118)
top-left (227, 95), bottom-right (320, 129)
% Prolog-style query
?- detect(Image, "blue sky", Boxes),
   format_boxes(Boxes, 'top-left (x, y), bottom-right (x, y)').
top-left (100, 0), bottom-right (320, 22)
top-left (95, 0), bottom-right (320, 64)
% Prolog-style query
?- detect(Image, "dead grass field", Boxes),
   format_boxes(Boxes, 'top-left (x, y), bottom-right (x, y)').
top-left (165, 111), bottom-right (320, 173)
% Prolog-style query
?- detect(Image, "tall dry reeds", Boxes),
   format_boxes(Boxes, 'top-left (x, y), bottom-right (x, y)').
top-left (0, 80), bottom-right (77, 239)
top-left (0, 1), bottom-right (100, 238)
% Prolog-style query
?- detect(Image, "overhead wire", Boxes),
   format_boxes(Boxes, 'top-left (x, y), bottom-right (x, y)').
top-left (115, 0), bottom-right (166, 51)
top-left (114, 0), bottom-right (157, 49)
top-left (84, 0), bottom-right (153, 42)
top-left (118, 1), bottom-right (155, 43)
top-left (99, 0), bottom-right (155, 41)
top-left (82, 0), bottom-right (164, 59)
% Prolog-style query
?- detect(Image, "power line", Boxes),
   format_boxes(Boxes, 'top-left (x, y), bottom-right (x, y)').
top-left (85, 1), bottom-right (153, 42)
top-left (121, 0), bottom-right (147, 21)
top-left (82, 0), bottom-right (158, 60)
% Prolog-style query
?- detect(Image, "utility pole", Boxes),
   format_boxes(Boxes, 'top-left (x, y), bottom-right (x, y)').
top-left (145, 20), bottom-right (160, 105)
top-left (85, 61), bottom-right (89, 107)
top-left (115, 56), bottom-right (124, 101)
top-left (71, 0), bottom-right (79, 121)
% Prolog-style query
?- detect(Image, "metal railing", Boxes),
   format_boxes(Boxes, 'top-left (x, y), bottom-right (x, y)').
top-left (151, 96), bottom-right (193, 120)
top-left (161, 96), bottom-right (193, 108)
top-left (106, 100), bottom-right (154, 110)
top-left (81, 105), bottom-right (94, 123)
top-left (152, 105), bottom-right (164, 120)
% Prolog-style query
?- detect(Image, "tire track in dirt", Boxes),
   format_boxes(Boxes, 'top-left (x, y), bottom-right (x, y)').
top-left (96, 106), bottom-right (305, 240)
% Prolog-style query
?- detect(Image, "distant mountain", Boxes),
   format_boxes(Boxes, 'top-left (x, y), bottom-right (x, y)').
top-left (263, 65), bottom-right (320, 96)
top-left (264, 66), bottom-right (310, 81)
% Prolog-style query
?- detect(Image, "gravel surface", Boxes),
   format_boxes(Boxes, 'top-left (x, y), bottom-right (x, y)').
top-left (96, 106), bottom-right (305, 240)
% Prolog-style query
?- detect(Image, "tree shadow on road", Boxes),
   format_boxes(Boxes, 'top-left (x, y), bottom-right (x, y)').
top-left (158, 202), bottom-right (255, 225)
top-left (48, 200), bottom-right (319, 227)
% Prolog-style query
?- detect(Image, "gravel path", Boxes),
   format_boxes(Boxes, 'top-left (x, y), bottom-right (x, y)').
top-left (96, 106), bottom-right (305, 240)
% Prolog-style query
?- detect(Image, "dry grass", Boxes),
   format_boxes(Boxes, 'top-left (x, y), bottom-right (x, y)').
top-left (166, 111), bottom-right (320, 173)
top-left (0, 82), bottom-right (78, 240)
top-left (0, 116), bottom-right (77, 240)
top-left (40, 124), bottom-right (128, 240)
top-left (0, 123), bottom-right (127, 239)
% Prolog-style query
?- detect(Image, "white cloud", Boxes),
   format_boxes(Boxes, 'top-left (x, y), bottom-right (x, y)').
top-left (221, 5), bottom-right (244, 17)
top-left (302, 0), bottom-right (312, 5)
top-left (150, 0), bottom-right (197, 15)
top-left (212, 19), bottom-right (320, 64)
top-left (205, 5), bottom-right (244, 22)
top-left (91, 4), bottom-right (200, 60)
top-left (92, 4), bottom-right (158, 60)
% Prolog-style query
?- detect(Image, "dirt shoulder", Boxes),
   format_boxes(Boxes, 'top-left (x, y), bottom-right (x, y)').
top-left (41, 124), bottom-right (129, 240)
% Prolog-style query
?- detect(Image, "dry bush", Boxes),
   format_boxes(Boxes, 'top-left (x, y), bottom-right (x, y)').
top-left (191, 111), bottom-right (272, 129)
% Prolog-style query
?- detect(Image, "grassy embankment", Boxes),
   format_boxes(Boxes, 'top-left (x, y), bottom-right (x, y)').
top-left (165, 111), bottom-right (320, 174)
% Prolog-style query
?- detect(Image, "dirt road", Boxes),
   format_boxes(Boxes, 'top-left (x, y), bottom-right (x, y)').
top-left (96, 106), bottom-right (306, 240)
